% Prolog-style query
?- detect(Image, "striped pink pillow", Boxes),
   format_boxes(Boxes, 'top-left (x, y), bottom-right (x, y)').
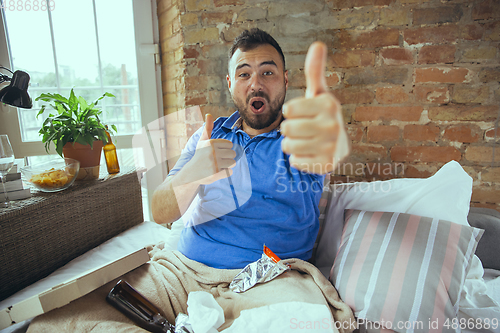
top-left (331, 210), bottom-right (483, 333)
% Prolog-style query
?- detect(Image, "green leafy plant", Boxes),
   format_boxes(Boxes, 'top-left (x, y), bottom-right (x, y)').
top-left (36, 89), bottom-right (117, 157)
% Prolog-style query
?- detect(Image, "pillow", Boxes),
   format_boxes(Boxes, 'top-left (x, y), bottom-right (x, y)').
top-left (332, 209), bottom-right (483, 332)
top-left (315, 160), bottom-right (473, 273)
top-left (312, 161), bottom-right (499, 323)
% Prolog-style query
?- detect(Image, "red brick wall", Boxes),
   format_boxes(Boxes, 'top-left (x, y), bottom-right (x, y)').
top-left (157, 0), bottom-right (500, 211)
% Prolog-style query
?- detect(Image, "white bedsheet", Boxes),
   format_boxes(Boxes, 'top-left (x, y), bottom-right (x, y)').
top-left (458, 256), bottom-right (500, 333)
top-left (484, 269), bottom-right (500, 303)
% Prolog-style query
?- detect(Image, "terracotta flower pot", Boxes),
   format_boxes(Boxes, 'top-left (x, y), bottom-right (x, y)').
top-left (63, 141), bottom-right (103, 180)
top-left (62, 141), bottom-right (103, 167)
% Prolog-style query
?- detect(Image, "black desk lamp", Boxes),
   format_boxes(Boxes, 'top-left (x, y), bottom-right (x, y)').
top-left (0, 66), bottom-right (32, 109)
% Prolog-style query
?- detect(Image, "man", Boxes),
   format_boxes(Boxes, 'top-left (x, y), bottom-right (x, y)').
top-left (26, 29), bottom-right (355, 333)
top-left (152, 28), bottom-right (350, 269)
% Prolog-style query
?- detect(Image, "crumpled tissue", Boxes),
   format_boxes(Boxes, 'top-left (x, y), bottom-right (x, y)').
top-left (175, 291), bottom-right (224, 333)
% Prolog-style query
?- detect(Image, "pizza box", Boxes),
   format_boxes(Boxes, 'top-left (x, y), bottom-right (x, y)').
top-left (0, 247), bottom-right (149, 330)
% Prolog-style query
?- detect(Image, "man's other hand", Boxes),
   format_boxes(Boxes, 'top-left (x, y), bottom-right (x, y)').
top-left (189, 113), bottom-right (236, 185)
top-left (281, 42), bottom-right (350, 175)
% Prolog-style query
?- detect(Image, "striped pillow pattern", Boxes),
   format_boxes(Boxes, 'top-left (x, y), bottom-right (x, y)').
top-left (331, 210), bottom-right (483, 333)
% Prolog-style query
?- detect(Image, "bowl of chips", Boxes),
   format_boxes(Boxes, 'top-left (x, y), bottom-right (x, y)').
top-left (21, 158), bottom-right (80, 192)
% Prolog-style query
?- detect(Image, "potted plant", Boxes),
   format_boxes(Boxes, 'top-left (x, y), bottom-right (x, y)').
top-left (36, 89), bottom-right (117, 178)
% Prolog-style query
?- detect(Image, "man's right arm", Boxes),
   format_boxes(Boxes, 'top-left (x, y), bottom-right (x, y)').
top-left (151, 114), bottom-right (235, 225)
top-left (151, 166), bottom-right (204, 225)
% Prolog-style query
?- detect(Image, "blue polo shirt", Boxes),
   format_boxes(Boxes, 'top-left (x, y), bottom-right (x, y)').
top-left (169, 111), bottom-right (325, 269)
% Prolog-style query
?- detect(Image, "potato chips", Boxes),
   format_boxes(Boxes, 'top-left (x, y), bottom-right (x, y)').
top-left (30, 168), bottom-right (76, 189)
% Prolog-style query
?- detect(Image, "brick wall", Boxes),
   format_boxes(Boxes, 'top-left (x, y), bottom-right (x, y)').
top-left (157, 0), bottom-right (500, 211)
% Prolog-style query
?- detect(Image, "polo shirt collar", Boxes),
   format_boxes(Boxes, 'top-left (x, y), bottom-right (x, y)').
top-left (221, 111), bottom-right (282, 138)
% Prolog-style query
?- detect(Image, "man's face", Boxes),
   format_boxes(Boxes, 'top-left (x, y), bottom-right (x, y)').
top-left (227, 44), bottom-right (288, 132)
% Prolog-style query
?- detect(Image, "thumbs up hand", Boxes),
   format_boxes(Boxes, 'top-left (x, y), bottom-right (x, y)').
top-left (281, 42), bottom-right (350, 174)
top-left (187, 113), bottom-right (236, 185)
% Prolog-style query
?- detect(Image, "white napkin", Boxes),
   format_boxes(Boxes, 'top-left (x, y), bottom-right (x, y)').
top-left (185, 291), bottom-right (224, 333)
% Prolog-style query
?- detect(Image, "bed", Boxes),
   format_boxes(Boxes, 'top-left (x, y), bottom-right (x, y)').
top-left (1, 161), bottom-right (499, 332)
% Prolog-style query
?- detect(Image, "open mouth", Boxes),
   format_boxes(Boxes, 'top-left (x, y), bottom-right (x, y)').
top-left (249, 97), bottom-right (266, 114)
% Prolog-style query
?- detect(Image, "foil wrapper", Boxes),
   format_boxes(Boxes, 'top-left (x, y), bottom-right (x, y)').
top-left (174, 313), bottom-right (194, 333)
top-left (229, 246), bottom-right (290, 293)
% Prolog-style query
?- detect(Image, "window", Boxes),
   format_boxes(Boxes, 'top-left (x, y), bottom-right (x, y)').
top-left (3, 0), bottom-right (147, 141)
top-left (0, 0), bottom-right (165, 220)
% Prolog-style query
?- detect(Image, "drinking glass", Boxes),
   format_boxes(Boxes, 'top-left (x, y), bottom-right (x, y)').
top-left (0, 135), bottom-right (15, 208)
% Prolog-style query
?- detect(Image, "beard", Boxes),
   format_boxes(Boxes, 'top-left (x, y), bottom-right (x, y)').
top-left (232, 87), bottom-right (286, 130)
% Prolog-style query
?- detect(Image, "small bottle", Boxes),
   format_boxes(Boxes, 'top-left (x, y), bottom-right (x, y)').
top-left (103, 125), bottom-right (120, 174)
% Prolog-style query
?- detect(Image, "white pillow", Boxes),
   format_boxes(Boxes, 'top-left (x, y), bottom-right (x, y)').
top-left (313, 161), bottom-right (496, 318)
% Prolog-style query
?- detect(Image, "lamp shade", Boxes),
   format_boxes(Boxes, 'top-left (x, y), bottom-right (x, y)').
top-left (0, 70), bottom-right (32, 109)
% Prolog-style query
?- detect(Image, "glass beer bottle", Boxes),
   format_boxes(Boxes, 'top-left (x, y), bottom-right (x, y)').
top-left (103, 126), bottom-right (120, 174)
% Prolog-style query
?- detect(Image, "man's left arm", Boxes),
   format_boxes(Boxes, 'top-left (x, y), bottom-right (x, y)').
top-left (281, 42), bottom-right (350, 175)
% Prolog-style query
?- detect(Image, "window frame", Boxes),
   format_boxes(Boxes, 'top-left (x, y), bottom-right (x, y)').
top-left (0, 0), bottom-right (166, 220)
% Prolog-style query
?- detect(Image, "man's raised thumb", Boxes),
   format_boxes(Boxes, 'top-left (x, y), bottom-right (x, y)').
top-left (305, 41), bottom-right (328, 99)
top-left (200, 113), bottom-right (214, 141)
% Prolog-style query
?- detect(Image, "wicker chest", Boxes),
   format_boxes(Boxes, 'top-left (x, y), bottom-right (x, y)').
top-left (0, 167), bottom-right (144, 301)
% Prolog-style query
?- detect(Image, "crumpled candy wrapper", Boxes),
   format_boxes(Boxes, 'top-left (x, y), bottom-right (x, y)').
top-left (229, 245), bottom-right (290, 293)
